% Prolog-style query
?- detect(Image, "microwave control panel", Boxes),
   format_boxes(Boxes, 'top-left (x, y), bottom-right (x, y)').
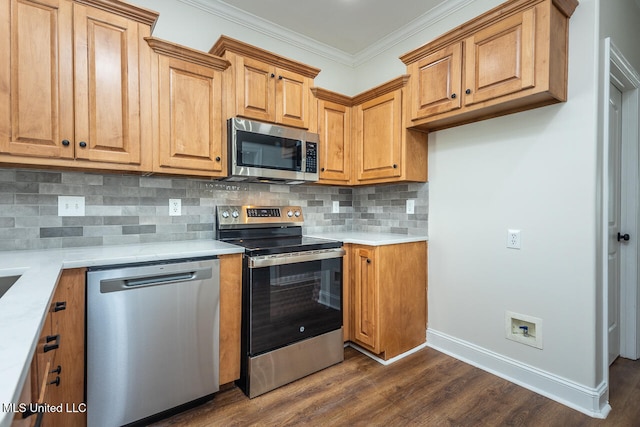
top-left (305, 142), bottom-right (317, 173)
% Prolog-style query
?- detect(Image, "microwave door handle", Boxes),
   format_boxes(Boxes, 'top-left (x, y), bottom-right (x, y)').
top-left (299, 141), bottom-right (304, 172)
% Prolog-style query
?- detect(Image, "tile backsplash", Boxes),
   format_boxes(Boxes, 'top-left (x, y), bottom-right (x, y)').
top-left (0, 169), bottom-right (428, 251)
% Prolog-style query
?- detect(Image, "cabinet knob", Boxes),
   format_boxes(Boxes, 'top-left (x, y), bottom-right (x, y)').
top-left (451, 93), bottom-right (457, 99)
top-left (49, 376), bottom-right (61, 387)
top-left (270, 73), bottom-right (275, 78)
top-left (465, 89), bottom-right (472, 95)
top-left (79, 141), bottom-right (87, 148)
top-left (618, 232), bottom-right (631, 242)
top-left (61, 139), bottom-right (70, 146)
top-left (321, 167), bottom-right (325, 172)
top-left (50, 365), bottom-right (62, 375)
top-left (393, 164), bottom-right (398, 169)
top-left (278, 75), bottom-right (283, 80)
top-left (215, 156), bottom-right (221, 162)
top-left (366, 258), bottom-right (371, 264)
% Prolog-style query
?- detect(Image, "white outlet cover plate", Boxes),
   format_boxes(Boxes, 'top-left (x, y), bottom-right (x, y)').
top-left (332, 201), bottom-right (340, 213)
top-left (169, 199), bottom-right (181, 216)
top-left (507, 229), bottom-right (521, 249)
top-left (58, 196), bottom-right (85, 217)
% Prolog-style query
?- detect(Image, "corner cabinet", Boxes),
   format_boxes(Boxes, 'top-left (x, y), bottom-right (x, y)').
top-left (312, 88), bottom-right (352, 185)
top-left (0, 0), bottom-right (157, 171)
top-left (209, 36), bottom-right (320, 130)
top-left (147, 38), bottom-right (231, 177)
top-left (401, 0), bottom-right (579, 131)
top-left (345, 241), bottom-right (427, 360)
top-left (353, 76), bottom-right (428, 185)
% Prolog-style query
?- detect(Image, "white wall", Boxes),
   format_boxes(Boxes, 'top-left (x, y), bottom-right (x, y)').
top-left (426, 0), bottom-right (601, 392)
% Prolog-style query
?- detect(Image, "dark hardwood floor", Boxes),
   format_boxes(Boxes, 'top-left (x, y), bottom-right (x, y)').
top-left (151, 347), bottom-right (640, 426)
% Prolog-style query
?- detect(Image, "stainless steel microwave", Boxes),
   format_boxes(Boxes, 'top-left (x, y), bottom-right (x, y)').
top-left (226, 118), bottom-right (319, 184)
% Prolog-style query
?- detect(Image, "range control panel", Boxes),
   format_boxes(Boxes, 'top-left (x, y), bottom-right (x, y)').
top-left (217, 205), bottom-right (303, 228)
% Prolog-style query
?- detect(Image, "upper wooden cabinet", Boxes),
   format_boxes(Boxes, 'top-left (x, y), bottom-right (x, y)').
top-left (401, 0), bottom-right (578, 131)
top-left (147, 37), bottom-right (230, 177)
top-left (312, 88), bottom-right (352, 184)
top-left (353, 76), bottom-right (428, 185)
top-left (0, 0), bottom-right (157, 171)
top-left (210, 36), bottom-right (320, 129)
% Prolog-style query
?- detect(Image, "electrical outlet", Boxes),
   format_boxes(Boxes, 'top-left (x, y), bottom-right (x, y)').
top-left (58, 196), bottom-right (85, 217)
top-left (406, 199), bottom-right (415, 214)
top-left (507, 229), bottom-right (521, 249)
top-left (169, 199), bottom-right (181, 216)
top-left (332, 201), bottom-right (340, 213)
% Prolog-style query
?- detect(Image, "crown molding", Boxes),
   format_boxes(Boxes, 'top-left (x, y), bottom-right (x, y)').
top-left (176, 0), bottom-right (478, 68)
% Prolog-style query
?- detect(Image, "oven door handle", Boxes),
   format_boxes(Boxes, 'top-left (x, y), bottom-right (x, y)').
top-left (248, 248), bottom-right (345, 268)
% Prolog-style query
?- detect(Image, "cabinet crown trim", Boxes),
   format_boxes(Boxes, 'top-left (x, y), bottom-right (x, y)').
top-left (75, 0), bottom-right (159, 28)
top-left (352, 75), bottom-right (410, 105)
top-left (311, 88), bottom-right (354, 106)
top-left (209, 35), bottom-right (321, 78)
top-left (146, 37), bottom-right (231, 70)
top-left (399, 0), bottom-right (578, 65)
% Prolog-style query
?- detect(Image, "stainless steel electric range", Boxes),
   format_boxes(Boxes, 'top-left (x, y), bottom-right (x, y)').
top-left (216, 205), bottom-right (345, 398)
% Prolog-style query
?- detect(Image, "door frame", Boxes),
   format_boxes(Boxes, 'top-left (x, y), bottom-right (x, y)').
top-left (602, 38), bottom-right (640, 371)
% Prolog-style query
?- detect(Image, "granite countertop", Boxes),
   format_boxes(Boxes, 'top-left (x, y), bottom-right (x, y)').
top-left (307, 231), bottom-right (428, 246)
top-left (0, 240), bottom-right (244, 427)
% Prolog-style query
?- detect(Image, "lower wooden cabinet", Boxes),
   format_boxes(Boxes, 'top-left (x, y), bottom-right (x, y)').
top-left (344, 241), bottom-right (427, 360)
top-left (13, 268), bottom-right (86, 427)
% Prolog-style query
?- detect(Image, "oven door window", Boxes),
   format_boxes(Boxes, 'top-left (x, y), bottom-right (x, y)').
top-left (236, 130), bottom-right (302, 172)
top-left (249, 257), bottom-right (342, 355)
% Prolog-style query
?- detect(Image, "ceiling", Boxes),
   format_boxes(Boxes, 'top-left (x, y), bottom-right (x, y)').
top-left (219, 0), bottom-right (449, 55)
top-left (181, 0), bottom-right (474, 65)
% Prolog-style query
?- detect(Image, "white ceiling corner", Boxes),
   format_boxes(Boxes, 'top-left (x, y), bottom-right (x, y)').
top-left (176, 0), bottom-right (477, 67)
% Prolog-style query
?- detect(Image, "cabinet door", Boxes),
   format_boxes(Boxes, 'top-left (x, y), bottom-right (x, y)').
top-left (47, 268), bottom-right (86, 427)
top-left (410, 42), bottom-right (462, 120)
top-left (235, 56), bottom-right (275, 123)
top-left (353, 246), bottom-right (379, 353)
top-left (156, 56), bottom-right (224, 175)
top-left (355, 91), bottom-right (402, 182)
top-left (73, 4), bottom-right (141, 165)
top-left (318, 100), bottom-right (351, 183)
top-left (0, 0), bottom-right (74, 159)
top-left (275, 68), bottom-right (309, 128)
top-left (464, 8), bottom-right (535, 106)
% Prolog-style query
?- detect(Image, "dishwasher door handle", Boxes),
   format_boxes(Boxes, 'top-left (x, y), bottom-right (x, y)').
top-left (125, 272), bottom-right (195, 288)
top-left (97, 266), bottom-right (213, 294)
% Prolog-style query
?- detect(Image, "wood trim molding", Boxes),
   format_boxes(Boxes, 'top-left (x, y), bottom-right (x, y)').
top-left (146, 37), bottom-right (231, 70)
top-left (352, 75), bottom-right (410, 105)
top-left (399, 0), bottom-right (579, 65)
top-left (311, 88), bottom-right (353, 106)
top-left (75, 0), bottom-right (159, 27)
top-left (209, 35), bottom-right (321, 78)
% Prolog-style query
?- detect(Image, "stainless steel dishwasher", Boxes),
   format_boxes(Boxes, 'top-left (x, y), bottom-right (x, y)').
top-left (86, 257), bottom-right (220, 427)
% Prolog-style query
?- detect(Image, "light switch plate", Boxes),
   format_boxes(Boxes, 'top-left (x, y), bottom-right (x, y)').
top-left (406, 199), bottom-right (415, 214)
top-left (332, 201), bottom-right (340, 213)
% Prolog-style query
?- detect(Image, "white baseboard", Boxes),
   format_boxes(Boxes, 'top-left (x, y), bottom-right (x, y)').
top-left (427, 329), bottom-right (611, 419)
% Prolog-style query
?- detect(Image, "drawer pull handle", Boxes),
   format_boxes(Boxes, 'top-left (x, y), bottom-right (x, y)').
top-left (44, 334), bottom-right (59, 352)
top-left (54, 301), bottom-right (66, 312)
